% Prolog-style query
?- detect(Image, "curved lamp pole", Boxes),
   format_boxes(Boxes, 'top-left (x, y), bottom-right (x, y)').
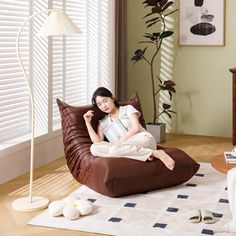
top-left (12, 9), bottom-right (81, 212)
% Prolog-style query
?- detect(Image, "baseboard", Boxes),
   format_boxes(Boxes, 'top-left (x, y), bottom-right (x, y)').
top-left (0, 134), bottom-right (64, 184)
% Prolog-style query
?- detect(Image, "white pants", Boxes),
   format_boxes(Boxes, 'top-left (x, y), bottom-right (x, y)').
top-left (90, 131), bottom-right (156, 162)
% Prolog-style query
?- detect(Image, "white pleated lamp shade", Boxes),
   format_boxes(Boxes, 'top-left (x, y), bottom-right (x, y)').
top-left (38, 10), bottom-right (81, 36)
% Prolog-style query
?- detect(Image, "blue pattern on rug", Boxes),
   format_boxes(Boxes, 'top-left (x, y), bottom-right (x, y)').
top-left (87, 198), bottom-right (96, 203)
top-left (212, 212), bottom-right (223, 218)
top-left (153, 223), bottom-right (167, 228)
top-left (124, 203), bottom-right (136, 208)
top-left (201, 229), bottom-right (214, 235)
top-left (28, 163), bottom-right (232, 236)
top-left (177, 194), bottom-right (188, 199)
top-left (185, 183), bottom-right (197, 187)
top-left (195, 173), bottom-right (204, 177)
top-left (108, 217), bottom-right (122, 222)
top-left (166, 207), bottom-right (179, 213)
top-left (219, 198), bottom-right (229, 203)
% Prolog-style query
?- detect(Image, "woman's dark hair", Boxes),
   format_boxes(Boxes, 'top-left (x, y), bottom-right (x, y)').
top-left (91, 87), bottom-right (119, 107)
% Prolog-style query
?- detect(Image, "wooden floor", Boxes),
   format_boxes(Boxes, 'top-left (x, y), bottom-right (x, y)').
top-left (0, 133), bottom-right (234, 236)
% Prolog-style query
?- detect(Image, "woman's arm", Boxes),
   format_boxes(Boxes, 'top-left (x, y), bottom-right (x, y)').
top-left (83, 110), bottom-right (104, 143)
top-left (117, 113), bottom-right (140, 143)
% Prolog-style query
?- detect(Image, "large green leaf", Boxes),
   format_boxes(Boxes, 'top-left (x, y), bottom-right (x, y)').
top-left (164, 80), bottom-right (176, 86)
top-left (160, 0), bottom-right (168, 8)
top-left (152, 5), bottom-right (162, 14)
top-left (131, 48), bottom-right (147, 62)
top-left (162, 1), bottom-right (174, 12)
top-left (163, 103), bottom-right (171, 109)
top-left (159, 85), bottom-right (176, 92)
top-left (160, 31), bottom-right (174, 38)
top-left (143, 0), bottom-right (162, 7)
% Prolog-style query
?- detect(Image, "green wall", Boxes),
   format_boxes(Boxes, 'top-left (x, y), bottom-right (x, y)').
top-left (127, 0), bottom-right (236, 137)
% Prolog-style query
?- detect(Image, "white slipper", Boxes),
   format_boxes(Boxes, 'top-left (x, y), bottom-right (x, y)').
top-left (200, 209), bottom-right (215, 224)
top-left (187, 209), bottom-right (201, 223)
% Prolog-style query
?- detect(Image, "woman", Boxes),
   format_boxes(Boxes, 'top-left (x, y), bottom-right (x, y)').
top-left (83, 87), bottom-right (175, 170)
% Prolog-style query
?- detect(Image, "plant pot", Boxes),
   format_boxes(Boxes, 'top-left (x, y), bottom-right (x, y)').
top-left (146, 123), bottom-right (166, 143)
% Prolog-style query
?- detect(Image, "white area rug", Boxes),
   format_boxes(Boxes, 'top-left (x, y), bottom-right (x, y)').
top-left (29, 163), bottom-right (235, 236)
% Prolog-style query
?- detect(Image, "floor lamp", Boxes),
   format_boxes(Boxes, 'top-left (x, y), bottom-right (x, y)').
top-left (11, 9), bottom-right (81, 212)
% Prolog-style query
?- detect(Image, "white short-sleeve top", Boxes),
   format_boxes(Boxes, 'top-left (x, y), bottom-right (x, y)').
top-left (99, 105), bottom-right (146, 142)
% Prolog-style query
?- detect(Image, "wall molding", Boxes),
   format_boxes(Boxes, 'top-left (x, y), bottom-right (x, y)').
top-left (0, 133), bottom-right (64, 184)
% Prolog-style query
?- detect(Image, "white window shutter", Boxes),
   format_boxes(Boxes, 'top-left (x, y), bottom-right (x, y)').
top-left (0, 1), bottom-right (30, 144)
top-left (0, 0), bottom-right (115, 149)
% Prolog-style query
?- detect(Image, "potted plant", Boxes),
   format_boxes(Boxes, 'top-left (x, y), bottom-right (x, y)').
top-left (131, 0), bottom-right (177, 143)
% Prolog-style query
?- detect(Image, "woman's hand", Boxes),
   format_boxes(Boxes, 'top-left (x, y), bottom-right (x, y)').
top-left (83, 110), bottom-right (94, 123)
top-left (83, 110), bottom-right (104, 143)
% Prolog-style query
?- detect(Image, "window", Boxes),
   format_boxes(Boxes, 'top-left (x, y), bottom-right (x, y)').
top-left (0, 1), bottom-right (30, 144)
top-left (0, 0), bottom-right (114, 150)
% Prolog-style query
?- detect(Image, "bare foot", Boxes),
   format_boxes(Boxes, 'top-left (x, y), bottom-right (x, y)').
top-left (152, 150), bottom-right (175, 170)
top-left (147, 156), bottom-right (153, 161)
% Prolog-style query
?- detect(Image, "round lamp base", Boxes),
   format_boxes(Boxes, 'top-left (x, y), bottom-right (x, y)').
top-left (12, 196), bottom-right (49, 212)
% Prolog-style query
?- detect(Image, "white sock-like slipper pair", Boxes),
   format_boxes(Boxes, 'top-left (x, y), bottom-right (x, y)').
top-left (187, 209), bottom-right (215, 224)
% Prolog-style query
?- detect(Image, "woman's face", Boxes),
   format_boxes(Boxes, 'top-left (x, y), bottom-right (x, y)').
top-left (95, 96), bottom-right (116, 113)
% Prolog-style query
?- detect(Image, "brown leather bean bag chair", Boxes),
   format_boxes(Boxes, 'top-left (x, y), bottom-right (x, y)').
top-left (57, 93), bottom-right (200, 197)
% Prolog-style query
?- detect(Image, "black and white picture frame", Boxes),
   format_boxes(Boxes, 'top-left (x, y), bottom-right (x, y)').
top-left (179, 0), bottom-right (225, 46)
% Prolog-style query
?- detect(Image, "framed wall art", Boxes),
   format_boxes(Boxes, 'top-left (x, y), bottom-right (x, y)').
top-left (179, 0), bottom-right (225, 46)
